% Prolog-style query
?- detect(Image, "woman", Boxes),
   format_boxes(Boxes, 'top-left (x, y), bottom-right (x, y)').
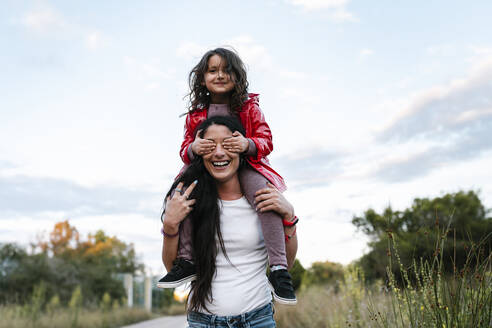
top-left (161, 116), bottom-right (298, 327)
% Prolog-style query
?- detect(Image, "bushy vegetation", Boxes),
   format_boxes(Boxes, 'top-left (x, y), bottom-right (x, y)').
top-left (0, 277), bottom-right (153, 328)
top-left (277, 190), bottom-right (491, 327)
top-left (276, 232), bottom-right (491, 327)
top-left (352, 190), bottom-right (491, 282)
top-left (0, 220), bottom-right (143, 306)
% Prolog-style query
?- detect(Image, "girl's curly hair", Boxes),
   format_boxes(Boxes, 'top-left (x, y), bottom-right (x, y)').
top-left (185, 47), bottom-right (249, 115)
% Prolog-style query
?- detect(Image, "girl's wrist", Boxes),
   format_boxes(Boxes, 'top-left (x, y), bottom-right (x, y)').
top-left (191, 141), bottom-right (197, 154)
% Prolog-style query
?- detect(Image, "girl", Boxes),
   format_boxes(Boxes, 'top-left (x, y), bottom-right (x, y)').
top-left (158, 48), bottom-right (297, 304)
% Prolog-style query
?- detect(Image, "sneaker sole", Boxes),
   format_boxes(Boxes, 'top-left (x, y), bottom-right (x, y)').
top-left (268, 282), bottom-right (297, 305)
top-left (156, 275), bottom-right (197, 289)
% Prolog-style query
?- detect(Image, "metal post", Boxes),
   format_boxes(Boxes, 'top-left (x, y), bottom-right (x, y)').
top-left (144, 276), bottom-right (152, 312)
top-left (123, 273), bottom-right (133, 307)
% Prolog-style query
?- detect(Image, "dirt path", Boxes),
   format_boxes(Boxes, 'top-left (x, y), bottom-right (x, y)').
top-left (120, 315), bottom-right (187, 328)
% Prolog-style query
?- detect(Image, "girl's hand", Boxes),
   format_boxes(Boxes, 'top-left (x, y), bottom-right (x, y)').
top-left (223, 131), bottom-right (249, 153)
top-left (191, 130), bottom-right (216, 156)
top-left (163, 181), bottom-right (197, 231)
top-left (254, 182), bottom-right (295, 221)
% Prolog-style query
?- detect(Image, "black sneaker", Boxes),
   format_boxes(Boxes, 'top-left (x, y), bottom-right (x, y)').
top-left (268, 269), bottom-right (297, 305)
top-left (157, 258), bottom-right (196, 288)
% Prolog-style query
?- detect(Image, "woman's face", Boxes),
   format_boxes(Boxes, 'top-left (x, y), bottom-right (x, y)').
top-left (202, 124), bottom-right (240, 184)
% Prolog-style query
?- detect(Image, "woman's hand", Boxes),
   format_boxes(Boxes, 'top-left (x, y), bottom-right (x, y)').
top-left (223, 131), bottom-right (249, 153)
top-left (254, 182), bottom-right (295, 221)
top-left (191, 130), bottom-right (216, 156)
top-left (162, 181), bottom-right (197, 233)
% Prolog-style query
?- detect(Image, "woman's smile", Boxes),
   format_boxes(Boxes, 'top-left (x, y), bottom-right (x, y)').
top-left (212, 160), bottom-right (231, 168)
top-left (202, 124), bottom-right (240, 184)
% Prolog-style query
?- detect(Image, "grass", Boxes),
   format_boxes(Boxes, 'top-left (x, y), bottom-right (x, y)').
top-left (275, 228), bottom-right (491, 328)
top-left (274, 266), bottom-right (382, 327)
top-left (157, 303), bottom-right (187, 316)
top-left (368, 226), bottom-right (491, 327)
top-left (0, 305), bottom-right (153, 328)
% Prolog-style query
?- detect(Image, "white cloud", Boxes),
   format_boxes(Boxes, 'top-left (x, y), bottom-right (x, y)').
top-left (367, 56), bottom-right (492, 182)
top-left (378, 55), bottom-right (492, 141)
top-left (176, 41), bottom-right (208, 60)
top-left (176, 36), bottom-right (273, 71)
top-left (20, 7), bottom-right (66, 33)
top-left (329, 8), bottom-right (357, 22)
top-left (467, 45), bottom-right (492, 64)
top-left (85, 31), bottom-right (105, 50)
top-left (223, 35), bottom-right (273, 71)
top-left (453, 107), bottom-right (492, 124)
top-left (286, 0), bottom-right (356, 22)
top-left (287, 0), bottom-right (348, 10)
top-left (17, 4), bottom-right (108, 50)
top-left (278, 69), bottom-right (308, 79)
top-left (359, 48), bottom-right (374, 60)
top-left (124, 56), bottom-right (174, 82)
top-left (469, 45), bottom-right (492, 56)
top-left (426, 44), bottom-right (454, 56)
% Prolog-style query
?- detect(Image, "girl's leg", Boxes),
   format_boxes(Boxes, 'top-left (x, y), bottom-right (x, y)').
top-left (157, 185), bottom-right (196, 288)
top-left (239, 165), bottom-right (288, 268)
top-left (173, 164), bottom-right (194, 261)
top-left (177, 216), bottom-right (193, 261)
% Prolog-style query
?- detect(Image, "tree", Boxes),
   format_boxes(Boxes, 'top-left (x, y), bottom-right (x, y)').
top-left (352, 190), bottom-right (492, 282)
top-left (289, 259), bottom-right (305, 290)
top-left (303, 260), bottom-right (344, 287)
top-left (0, 220), bottom-right (144, 305)
top-left (37, 220), bottom-right (79, 257)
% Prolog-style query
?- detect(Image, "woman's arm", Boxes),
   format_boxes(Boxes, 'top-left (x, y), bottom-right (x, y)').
top-left (161, 181), bottom-right (197, 271)
top-left (254, 183), bottom-right (298, 270)
top-left (162, 224), bottom-right (179, 271)
top-left (284, 226), bottom-right (298, 270)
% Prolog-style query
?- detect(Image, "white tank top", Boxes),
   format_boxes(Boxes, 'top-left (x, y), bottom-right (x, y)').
top-left (201, 197), bottom-right (271, 316)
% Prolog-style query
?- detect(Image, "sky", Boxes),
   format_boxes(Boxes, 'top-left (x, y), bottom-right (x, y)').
top-left (1, 0), bottom-right (492, 275)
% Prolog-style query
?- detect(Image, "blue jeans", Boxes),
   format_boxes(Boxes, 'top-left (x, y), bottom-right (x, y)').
top-left (187, 302), bottom-right (276, 328)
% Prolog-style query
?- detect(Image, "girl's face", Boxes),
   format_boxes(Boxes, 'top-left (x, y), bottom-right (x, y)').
top-left (203, 54), bottom-right (235, 103)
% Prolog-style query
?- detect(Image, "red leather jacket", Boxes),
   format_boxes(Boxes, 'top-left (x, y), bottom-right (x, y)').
top-left (179, 93), bottom-right (286, 192)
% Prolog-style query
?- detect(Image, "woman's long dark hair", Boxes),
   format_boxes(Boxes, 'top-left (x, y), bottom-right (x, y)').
top-left (163, 116), bottom-right (246, 312)
top-left (185, 47), bottom-right (249, 115)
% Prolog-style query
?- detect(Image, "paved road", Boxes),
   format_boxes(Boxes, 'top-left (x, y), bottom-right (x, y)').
top-left (120, 315), bottom-right (187, 328)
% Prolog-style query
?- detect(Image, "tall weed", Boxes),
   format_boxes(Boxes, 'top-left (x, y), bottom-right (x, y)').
top-left (276, 227), bottom-right (490, 327)
top-left (368, 226), bottom-right (491, 327)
